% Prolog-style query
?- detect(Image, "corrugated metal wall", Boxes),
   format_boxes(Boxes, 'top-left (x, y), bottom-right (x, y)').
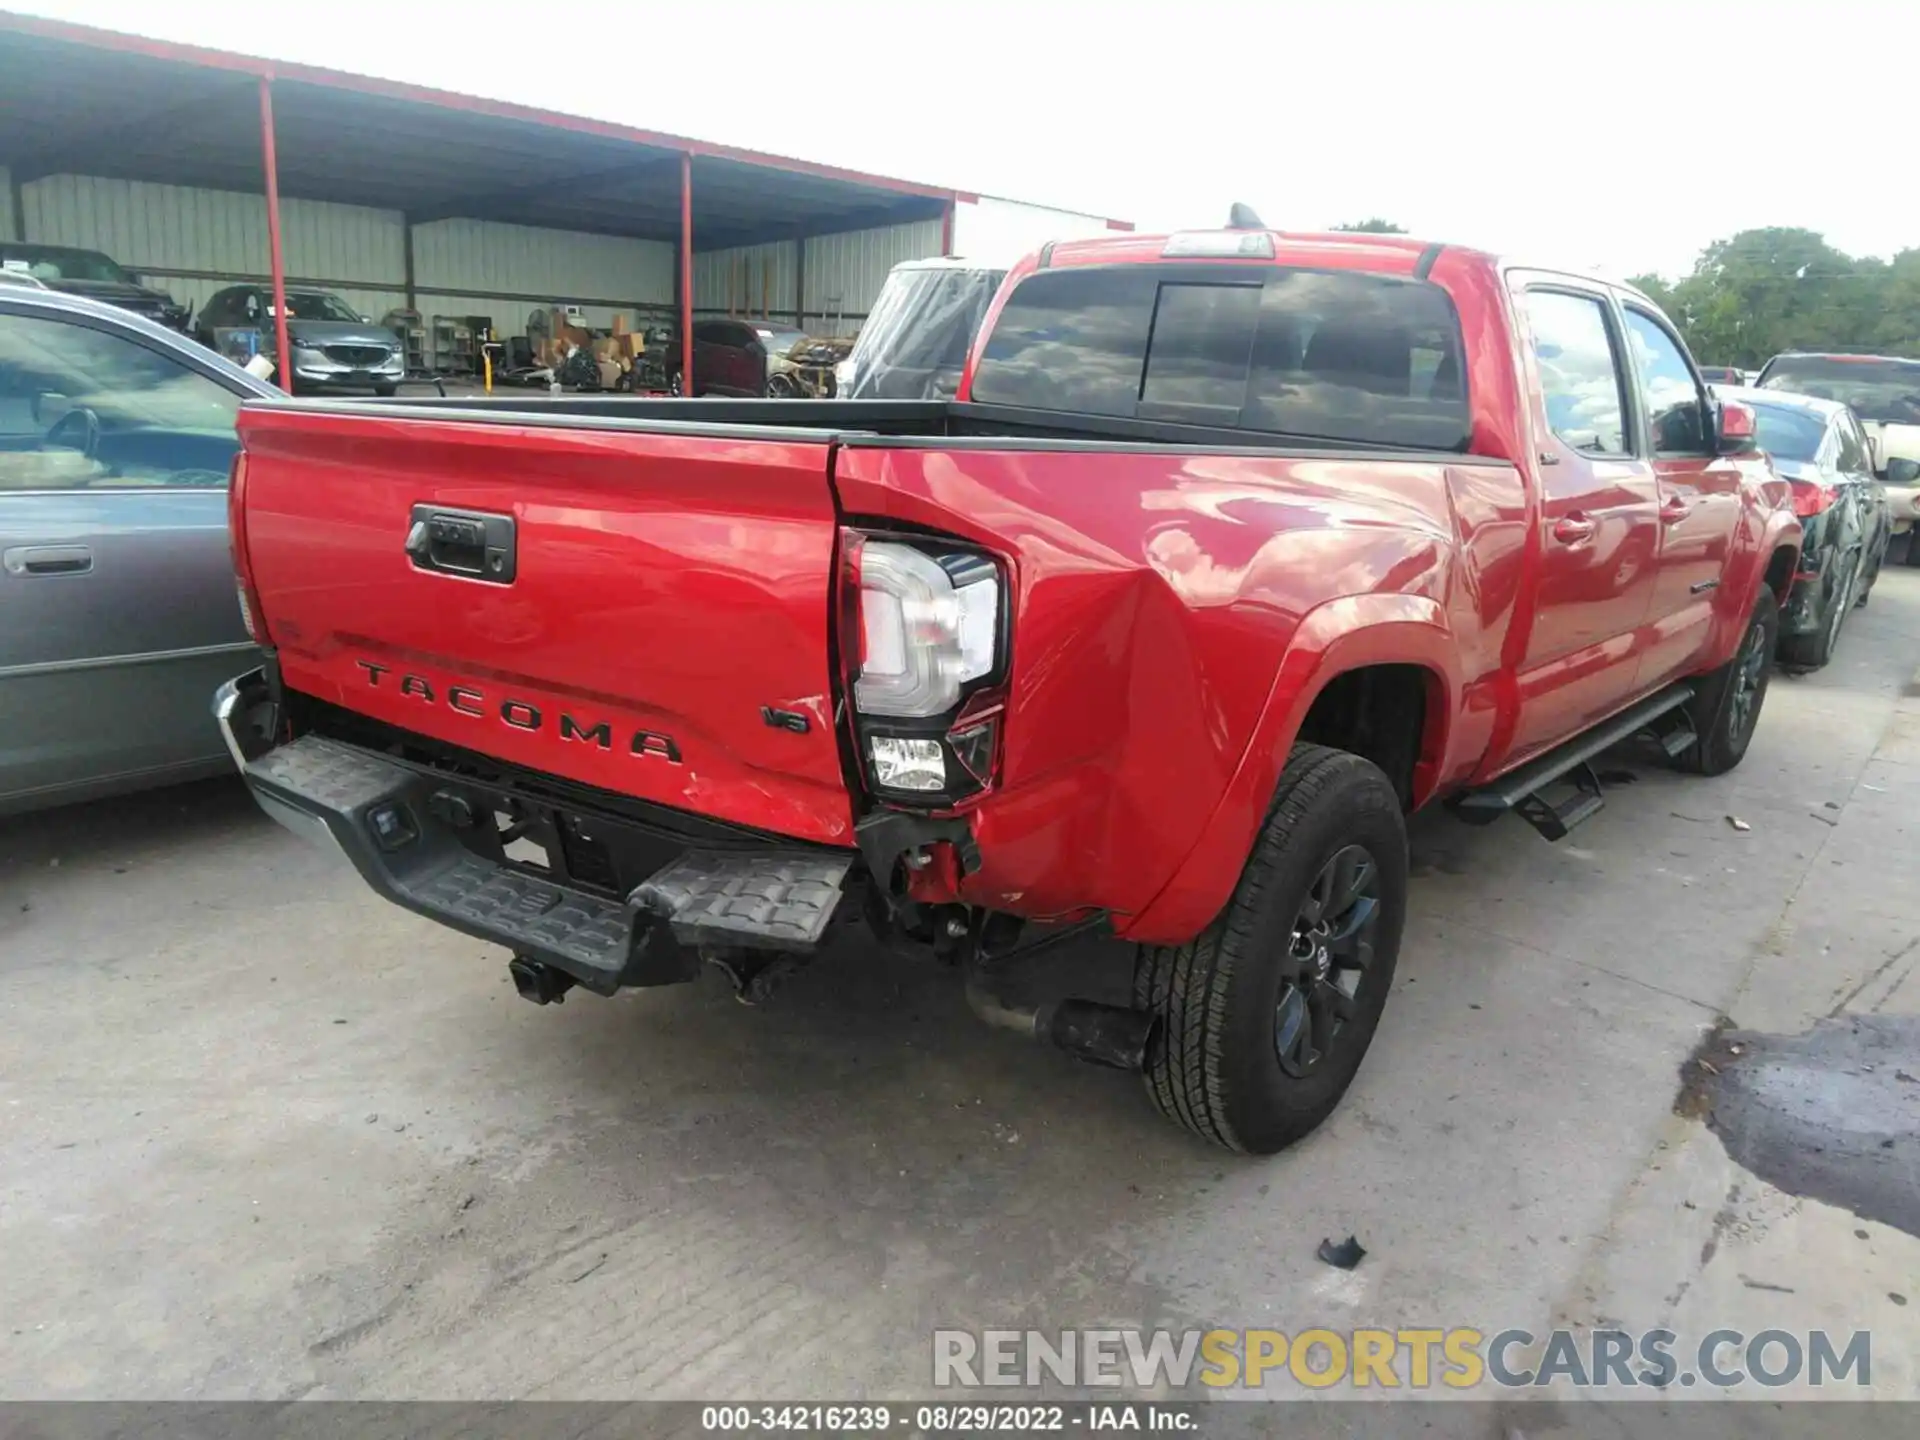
top-left (20, 174), bottom-right (408, 322)
top-left (10, 174), bottom-right (951, 343)
top-left (411, 218), bottom-right (673, 332)
top-left (12, 175), bottom-right (673, 333)
top-left (696, 217), bottom-right (943, 335)
top-left (693, 238), bottom-right (798, 322)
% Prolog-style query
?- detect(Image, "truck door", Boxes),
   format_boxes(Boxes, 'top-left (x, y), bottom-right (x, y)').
top-left (1619, 305), bottom-right (1743, 688)
top-left (1505, 283), bottom-right (1663, 762)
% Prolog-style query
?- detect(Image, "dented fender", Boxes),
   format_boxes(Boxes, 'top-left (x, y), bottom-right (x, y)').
top-left (1120, 593), bottom-right (1475, 944)
top-left (830, 442), bottom-right (1475, 935)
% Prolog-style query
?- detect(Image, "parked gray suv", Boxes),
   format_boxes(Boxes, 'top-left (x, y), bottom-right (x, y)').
top-left (196, 284), bottom-right (404, 395)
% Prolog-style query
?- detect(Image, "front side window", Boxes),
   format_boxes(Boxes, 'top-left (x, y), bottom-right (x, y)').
top-left (972, 264), bottom-right (1471, 448)
top-left (0, 311), bottom-right (239, 491)
top-left (1622, 308), bottom-right (1708, 455)
top-left (1519, 289), bottom-right (1629, 456)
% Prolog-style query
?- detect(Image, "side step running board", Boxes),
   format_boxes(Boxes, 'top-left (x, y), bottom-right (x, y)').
top-left (1452, 684), bottom-right (1697, 841)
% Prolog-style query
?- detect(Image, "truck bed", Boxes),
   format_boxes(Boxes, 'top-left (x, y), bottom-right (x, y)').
top-left (311, 393), bottom-right (1490, 461)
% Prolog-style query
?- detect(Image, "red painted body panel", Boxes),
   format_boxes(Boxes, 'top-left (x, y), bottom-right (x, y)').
top-left (232, 231), bottom-right (1802, 950)
top-left (832, 445), bottom-right (1524, 935)
top-left (235, 408), bottom-right (855, 845)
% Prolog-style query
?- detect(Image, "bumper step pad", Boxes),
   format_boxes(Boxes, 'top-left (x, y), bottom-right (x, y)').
top-left (633, 851), bottom-right (852, 951)
top-left (409, 856), bottom-right (632, 976)
top-left (241, 734), bottom-right (851, 993)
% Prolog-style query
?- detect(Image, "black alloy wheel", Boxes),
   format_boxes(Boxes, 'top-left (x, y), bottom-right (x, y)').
top-left (1728, 610), bottom-right (1771, 743)
top-left (1273, 844), bottom-right (1381, 1078)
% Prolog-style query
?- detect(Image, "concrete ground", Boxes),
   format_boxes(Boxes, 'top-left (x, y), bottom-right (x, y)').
top-left (3, 574), bottom-right (1917, 1423)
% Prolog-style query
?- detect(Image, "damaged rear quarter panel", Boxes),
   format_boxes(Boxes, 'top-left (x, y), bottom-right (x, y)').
top-left (832, 443), bottom-right (1503, 930)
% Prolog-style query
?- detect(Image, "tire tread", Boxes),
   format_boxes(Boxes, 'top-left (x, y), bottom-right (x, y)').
top-left (1135, 743), bottom-right (1379, 1151)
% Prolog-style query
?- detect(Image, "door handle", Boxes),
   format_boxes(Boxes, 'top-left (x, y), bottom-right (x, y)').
top-left (1660, 495), bottom-right (1692, 524)
top-left (1551, 514), bottom-right (1596, 545)
top-left (3, 544), bottom-right (93, 576)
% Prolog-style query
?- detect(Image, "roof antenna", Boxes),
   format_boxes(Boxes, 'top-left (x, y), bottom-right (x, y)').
top-left (1227, 202), bottom-right (1266, 230)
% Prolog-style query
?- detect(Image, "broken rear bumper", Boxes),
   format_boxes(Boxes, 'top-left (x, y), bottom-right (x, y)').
top-left (213, 669), bottom-right (854, 995)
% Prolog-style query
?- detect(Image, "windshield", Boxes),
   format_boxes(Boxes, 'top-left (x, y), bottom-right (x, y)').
top-left (1749, 403), bottom-right (1827, 464)
top-left (845, 266), bottom-right (1007, 400)
top-left (754, 328), bottom-right (807, 358)
top-left (0, 245), bottom-right (134, 285)
top-left (283, 291), bottom-right (364, 323)
top-left (1758, 356), bottom-right (1920, 424)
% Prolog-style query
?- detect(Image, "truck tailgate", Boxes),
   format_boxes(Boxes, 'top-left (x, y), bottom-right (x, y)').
top-left (236, 407), bottom-right (853, 846)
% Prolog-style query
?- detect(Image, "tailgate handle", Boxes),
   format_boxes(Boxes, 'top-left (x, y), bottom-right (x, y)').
top-left (405, 505), bottom-right (516, 584)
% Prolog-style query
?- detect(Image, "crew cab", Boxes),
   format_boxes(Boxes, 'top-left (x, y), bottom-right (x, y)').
top-left (215, 224), bottom-right (1800, 1153)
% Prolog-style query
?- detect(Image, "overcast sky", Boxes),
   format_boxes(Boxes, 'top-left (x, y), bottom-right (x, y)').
top-left (20, 0), bottom-right (1916, 279)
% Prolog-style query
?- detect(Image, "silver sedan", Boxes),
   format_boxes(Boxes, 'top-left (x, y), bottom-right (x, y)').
top-left (0, 286), bottom-right (276, 815)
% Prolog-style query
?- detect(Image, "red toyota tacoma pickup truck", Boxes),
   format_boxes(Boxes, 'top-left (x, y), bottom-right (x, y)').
top-left (215, 225), bottom-right (1800, 1153)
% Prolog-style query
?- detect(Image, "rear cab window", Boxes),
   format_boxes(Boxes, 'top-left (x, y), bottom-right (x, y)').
top-left (971, 262), bottom-right (1472, 451)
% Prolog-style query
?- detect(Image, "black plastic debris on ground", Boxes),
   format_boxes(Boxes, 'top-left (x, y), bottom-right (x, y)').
top-left (1317, 1235), bottom-right (1366, 1270)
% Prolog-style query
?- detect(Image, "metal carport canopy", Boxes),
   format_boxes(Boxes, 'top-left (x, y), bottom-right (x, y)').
top-left (0, 11), bottom-right (964, 389)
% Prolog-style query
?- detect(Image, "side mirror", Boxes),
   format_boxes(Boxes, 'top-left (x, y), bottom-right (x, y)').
top-left (1886, 457), bottom-right (1920, 486)
top-left (1716, 399), bottom-right (1759, 456)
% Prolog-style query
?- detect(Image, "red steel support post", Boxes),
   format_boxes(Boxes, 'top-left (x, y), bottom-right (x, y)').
top-left (680, 152), bottom-right (694, 396)
top-left (258, 76), bottom-right (293, 393)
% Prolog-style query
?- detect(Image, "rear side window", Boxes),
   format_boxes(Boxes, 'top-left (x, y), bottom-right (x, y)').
top-left (1519, 289), bottom-right (1629, 456)
top-left (972, 265), bottom-right (1471, 450)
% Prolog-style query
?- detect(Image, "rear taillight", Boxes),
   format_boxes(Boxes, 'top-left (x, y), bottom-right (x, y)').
top-left (228, 452), bottom-right (269, 643)
top-left (840, 529), bottom-right (1006, 802)
top-left (1789, 479), bottom-right (1835, 519)
top-left (854, 542), bottom-right (999, 717)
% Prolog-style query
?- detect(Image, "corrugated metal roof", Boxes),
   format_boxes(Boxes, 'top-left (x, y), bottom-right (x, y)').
top-left (0, 16), bottom-right (970, 248)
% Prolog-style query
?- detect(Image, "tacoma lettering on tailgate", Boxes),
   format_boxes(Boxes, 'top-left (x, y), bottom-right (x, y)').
top-left (355, 659), bottom-right (681, 763)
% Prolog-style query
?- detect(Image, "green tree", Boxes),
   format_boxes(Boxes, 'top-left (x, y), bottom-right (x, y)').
top-left (1331, 218), bottom-right (1407, 234)
top-left (1635, 228), bottom-right (1919, 369)
top-left (1627, 273), bottom-right (1677, 312)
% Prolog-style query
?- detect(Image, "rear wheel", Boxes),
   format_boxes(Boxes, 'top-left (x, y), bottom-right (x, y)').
top-left (1779, 557), bottom-right (1855, 671)
top-left (1133, 745), bottom-right (1407, 1154)
top-left (1681, 584), bottom-right (1778, 774)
